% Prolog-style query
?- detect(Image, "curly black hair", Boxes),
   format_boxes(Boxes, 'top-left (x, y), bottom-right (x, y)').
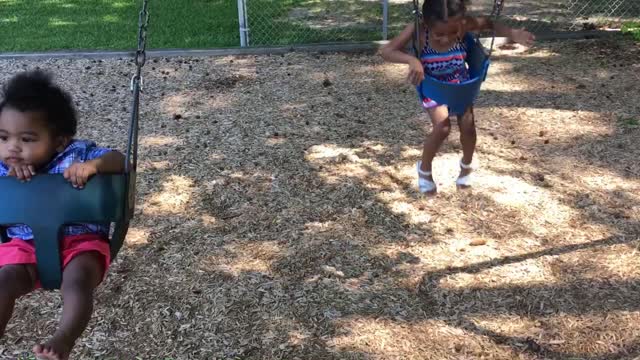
top-left (422, 0), bottom-right (469, 24)
top-left (0, 70), bottom-right (77, 136)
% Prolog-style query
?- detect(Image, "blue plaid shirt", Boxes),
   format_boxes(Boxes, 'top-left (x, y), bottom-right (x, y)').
top-left (0, 140), bottom-right (112, 240)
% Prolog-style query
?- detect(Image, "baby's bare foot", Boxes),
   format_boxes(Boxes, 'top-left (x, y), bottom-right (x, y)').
top-left (33, 334), bottom-right (73, 360)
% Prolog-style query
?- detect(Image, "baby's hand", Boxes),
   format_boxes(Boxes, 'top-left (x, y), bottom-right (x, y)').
top-left (510, 28), bottom-right (535, 46)
top-left (407, 58), bottom-right (425, 86)
top-left (8, 164), bottom-right (36, 182)
top-left (64, 161), bottom-right (98, 189)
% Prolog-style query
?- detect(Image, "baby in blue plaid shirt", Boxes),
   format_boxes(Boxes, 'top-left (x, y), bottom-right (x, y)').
top-left (0, 70), bottom-right (125, 360)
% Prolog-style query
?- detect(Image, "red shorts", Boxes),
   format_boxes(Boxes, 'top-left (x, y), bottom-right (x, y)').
top-left (0, 234), bottom-right (111, 288)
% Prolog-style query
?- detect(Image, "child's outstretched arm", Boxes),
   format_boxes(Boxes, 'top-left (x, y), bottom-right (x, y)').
top-left (379, 24), bottom-right (425, 85)
top-left (63, 150), bottom-right (125, 188)
top-left (463, 17), bottom-right (535, 46)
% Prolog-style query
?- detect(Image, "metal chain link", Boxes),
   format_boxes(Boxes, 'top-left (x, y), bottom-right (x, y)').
top-left (487, 0), bottom-right (505, 57)
top-left (131, 0), bottom-right (149, 93)
top-left (411, 0), bottom-right (421, 57)
top-left (490, 0), bottom-right (505, 18)
top-left (126, 0), bottom-right (149, 174)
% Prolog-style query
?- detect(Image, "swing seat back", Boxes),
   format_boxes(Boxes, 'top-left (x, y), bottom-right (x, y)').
top-left (417, 33), bottom-right (491, 115)
top-left (0, 174), bottom-right (133, 289)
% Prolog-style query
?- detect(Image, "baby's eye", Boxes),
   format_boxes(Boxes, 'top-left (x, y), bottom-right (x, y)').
top-left (0, 135), bottom-right (7, 141)
top-left (22, 137), bottom-right (36, 143)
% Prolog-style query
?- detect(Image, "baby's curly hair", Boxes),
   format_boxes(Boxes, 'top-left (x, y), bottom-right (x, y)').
top-left (422, 0), bottom-right (469, 24)
top-left (0, 70), bottom-right (77, 136)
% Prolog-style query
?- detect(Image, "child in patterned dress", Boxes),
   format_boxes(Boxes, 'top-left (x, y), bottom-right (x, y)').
top-left (379, 0), bottom-right (534, 194)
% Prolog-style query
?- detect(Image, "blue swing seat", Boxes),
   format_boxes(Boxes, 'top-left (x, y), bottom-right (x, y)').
top-left (0, 174), bottom-right (134, 289)
top-left (416, 33), bottom-right (491, 115)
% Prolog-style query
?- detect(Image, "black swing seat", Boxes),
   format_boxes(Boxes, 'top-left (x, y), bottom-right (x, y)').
top-left (0, 173), bottom-right (134, 290)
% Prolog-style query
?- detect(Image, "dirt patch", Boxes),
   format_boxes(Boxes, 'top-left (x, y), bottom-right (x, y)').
top-left (0, 37), bottom-right (639, 359)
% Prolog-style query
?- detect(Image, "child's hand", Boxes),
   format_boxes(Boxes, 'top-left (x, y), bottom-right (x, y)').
top-left (407, 58), bottom-right (425, 86)
top-left (510, 28), bottom-right (535, 46)
top-left (64, 161), bottom-right (98, 189)
top-left (7, 164), bottom-right (36, 182)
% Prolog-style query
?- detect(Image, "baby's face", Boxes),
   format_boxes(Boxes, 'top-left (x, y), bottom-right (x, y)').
top-left (428, 16), bottom-right (464, 51)
top-left (0, 107), bottom-right (62, 170)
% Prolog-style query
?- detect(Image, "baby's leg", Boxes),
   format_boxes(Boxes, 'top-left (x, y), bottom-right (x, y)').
top-left (457, 107), bottom-right (476, 176)
top-left (457, 106), bottom-right (476, 167)
top-left (420, 105), bottom-right (451, 173)
top-left (0, 264), bottom-right (36, 337)
top-left (33, 252), bottom-right (103, 360)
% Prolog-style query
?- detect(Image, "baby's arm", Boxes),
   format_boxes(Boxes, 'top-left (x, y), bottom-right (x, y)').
top-left (463, 16), bottom-right (535, 46)
top-left (87, 151), bottom-right (126, 174)
top-left (64, 150), bottom-right (125, 188)
top-left (378, 23), bottom-right (425, 85)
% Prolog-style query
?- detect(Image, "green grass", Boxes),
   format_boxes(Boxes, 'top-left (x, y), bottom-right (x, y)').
top-left (0, 0), bottom-right (397, 52)
top-left (622, 22), bottom-right (640, 41)
top-left (0, 0), bottom-right (239, 51)
top-left (1, 0), bottom-right (637, 52)
top-left (619, 117), bottom-right (639, 128)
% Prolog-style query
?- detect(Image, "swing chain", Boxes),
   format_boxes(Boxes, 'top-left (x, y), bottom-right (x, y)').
top-left (411, 0), bottom-right (422, 58)
top-left (132, 0), bottom-right (149, 92)
top-left (126, 0), bottom-right (149, 174)
top-left (411, 0), bottom-right (421, 19)
top-left (491, 0), bottom-right (505, 19)
top-left (487, 0), bottom-right (505, 57)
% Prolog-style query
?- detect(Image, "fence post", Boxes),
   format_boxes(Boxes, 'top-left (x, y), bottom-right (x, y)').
top-left (382, 0), bottom-right (389, 40)
top-left (237, 0), bottom-right (249, 47)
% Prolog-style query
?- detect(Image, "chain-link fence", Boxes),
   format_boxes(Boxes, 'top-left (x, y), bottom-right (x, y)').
top-left (238, 0), bottom-right (387, 46)
top-left (237, 0), bottom-right (640, 47)
top-left (472, 0), bottom-right (640, 33)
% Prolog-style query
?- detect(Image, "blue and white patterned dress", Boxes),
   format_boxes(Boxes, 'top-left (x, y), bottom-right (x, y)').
top-left (419, 29), bottom-right (470, 108)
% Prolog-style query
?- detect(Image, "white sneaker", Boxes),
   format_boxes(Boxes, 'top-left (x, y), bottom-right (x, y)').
top-left (456, 160), bottom-right (475, 188)
top-left (416, 161), bottom-right (437, 194)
